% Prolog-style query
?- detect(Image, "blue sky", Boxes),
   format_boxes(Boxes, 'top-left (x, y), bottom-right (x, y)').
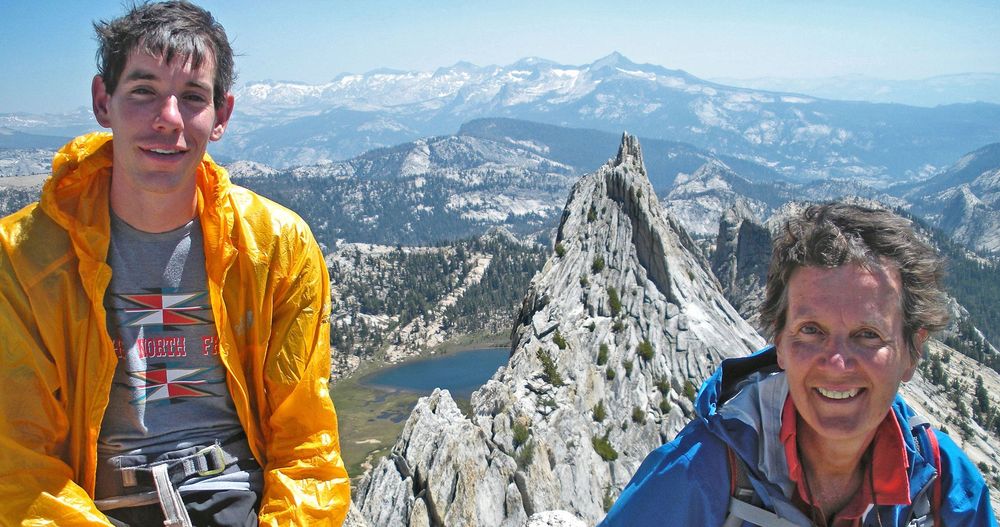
top-left (1, 0), bottom-right (998, 114)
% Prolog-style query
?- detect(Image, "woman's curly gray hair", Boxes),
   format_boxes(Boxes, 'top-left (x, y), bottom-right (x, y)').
top-left (759, 202), bottom-right (948, 361)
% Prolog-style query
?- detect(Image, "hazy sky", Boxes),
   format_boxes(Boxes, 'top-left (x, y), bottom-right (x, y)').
top-left (1, 0), bottom-right (998, 113)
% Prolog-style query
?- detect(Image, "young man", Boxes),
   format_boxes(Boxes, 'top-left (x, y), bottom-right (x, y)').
top-left (602, 203), bottom-right (997, 526)
top-left (0, 2), bottom-right (349, 525)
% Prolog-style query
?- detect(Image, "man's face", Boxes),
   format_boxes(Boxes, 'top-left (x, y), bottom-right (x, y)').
top-left (776, 263), bottom-right (917, 445)
top-left (92, 48), bottom-right (233, 200)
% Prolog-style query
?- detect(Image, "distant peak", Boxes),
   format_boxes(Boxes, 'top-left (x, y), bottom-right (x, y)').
top-left (591, 51), bottom-right (635, 71)
top-left (451, 60), bottom-right (480, 68)
top-left (438, 60), bottom-right (483, 74)
top-left (600, 51), bottom-right (627, 61)
top-left (510, 56), bottom-right (558, 69)
top-left (614, 132), bottom-right (644, 167)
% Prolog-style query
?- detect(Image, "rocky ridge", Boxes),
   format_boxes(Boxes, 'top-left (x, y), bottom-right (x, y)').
top-left (231, 133), bottom-right (578, 248)
top-left (347, 134), bottom-right (764, 525)
top-left (326, 230), bottom-right (548, 379)
top-left (662, 159), bottom-right (771, 238)
top-left (326, 243), bottom-right (482, 377)
top-left (379, 252), bottom-right (493, 363)
top-left (903, 143), bottom-right (1000, 254)
top-left (935, 170), bottom-right (1000, 253)
top-left (660, 157), bottom-right (908, 244)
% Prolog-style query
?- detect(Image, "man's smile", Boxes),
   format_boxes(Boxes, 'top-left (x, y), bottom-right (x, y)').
top-left (141, 146), bottom-right (188, 155)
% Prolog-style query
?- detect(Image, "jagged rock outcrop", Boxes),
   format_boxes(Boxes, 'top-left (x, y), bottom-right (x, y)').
top-left (710, 202), bottom-right (771, 330)
top-left (937, 174), bottom-right (1000, 253)
top-left (662, 159), bottom-right (770, 239)
top-left (351, 134), bottom-right (764, 526)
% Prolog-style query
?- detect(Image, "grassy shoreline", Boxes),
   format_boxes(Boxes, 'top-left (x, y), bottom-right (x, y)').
top-left (330, 333), bottom-right (508, 483)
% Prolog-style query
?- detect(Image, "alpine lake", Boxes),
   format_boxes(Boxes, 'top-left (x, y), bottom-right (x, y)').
top-left (329, 343), bottom-right (510, 481)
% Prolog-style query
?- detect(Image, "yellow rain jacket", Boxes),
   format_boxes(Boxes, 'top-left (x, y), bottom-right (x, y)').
top-left (0, 133), bottom-right (350, 526)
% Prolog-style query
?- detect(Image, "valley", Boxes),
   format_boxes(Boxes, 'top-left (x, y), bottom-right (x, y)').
top-left (331, 344), bottom-right (509, 485)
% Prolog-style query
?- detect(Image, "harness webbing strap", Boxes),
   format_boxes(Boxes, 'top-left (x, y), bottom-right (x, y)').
top-left (94, 442), bottom-right (239, 520)
top-left (120, 444), bottom-right (231, 489)
top-left (726, 499), bottom-right (801, 527)
top-left (725, 444), bottom-right (794, 527)
top-left (727, 445), bottom-right (739, 497)
top-left (727, 446), bottom-right (755, 503)
top-left (152, 463), bottom-right (193, 527)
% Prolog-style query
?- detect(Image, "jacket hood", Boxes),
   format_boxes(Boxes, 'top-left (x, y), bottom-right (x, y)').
top-left (695, 345), bottom-right (781, 421)
top-left (694, 346), bottom-right (799, 506)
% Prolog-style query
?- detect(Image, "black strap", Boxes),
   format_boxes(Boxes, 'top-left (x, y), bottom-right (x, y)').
top-left (118, 443), bottom-right (240, 490)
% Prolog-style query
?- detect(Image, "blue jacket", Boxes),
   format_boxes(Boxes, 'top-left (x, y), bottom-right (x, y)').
top-left (601, 346), bottom-right (998, 526)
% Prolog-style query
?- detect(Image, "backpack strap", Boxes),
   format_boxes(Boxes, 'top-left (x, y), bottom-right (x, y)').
top-left (724, 445), bottom-right (799, 527)
top-left (728, 444), bottom-right (755, 502)
top-left (925, 426), bottom-right (944, 527)
top-left (906, 415), bottom-right (943, 527)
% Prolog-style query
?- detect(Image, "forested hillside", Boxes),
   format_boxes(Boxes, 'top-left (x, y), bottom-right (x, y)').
top-left (327, 232), bottom-right (547, 367)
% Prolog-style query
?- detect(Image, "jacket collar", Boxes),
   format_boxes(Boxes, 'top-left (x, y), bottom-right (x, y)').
top-left (40, 132), bottom-right (234, 265)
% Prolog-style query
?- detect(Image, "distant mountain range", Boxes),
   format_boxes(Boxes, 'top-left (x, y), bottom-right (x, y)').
top-left (3, 53), bottom-right (999, 183)
top-left (220, 53), bottom-right (1000, 182)
top-left (710, 73), bottom-right (1000, 108)
top-left (3, 115), bottom-right (998, 258)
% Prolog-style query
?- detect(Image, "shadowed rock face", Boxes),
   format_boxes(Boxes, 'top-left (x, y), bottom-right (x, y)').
top-left (711, 202), bottom-right (771, 331)
top-left (348, 134), bottom-right (764, 526)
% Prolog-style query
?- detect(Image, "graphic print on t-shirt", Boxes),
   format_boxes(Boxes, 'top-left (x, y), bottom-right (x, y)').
top-left (127, 363), bottom-right (225, 405)
top-left (107, 287), bottom-right (223, 405)
top-left (112, 288), bottom-right (212, 328)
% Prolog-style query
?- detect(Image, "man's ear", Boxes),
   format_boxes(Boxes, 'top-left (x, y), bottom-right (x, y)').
top-left (92, 75), bottom-right (112, 128)
top-left (210, 93), bottom-right (235, 141)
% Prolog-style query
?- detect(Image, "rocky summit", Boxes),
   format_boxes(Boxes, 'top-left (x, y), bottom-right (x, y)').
top-left (347, 134), bottom-right (764, 526)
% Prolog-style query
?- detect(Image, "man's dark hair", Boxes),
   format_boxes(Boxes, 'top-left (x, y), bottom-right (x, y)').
top-left (94, 1), bottom-right (235, 109)
top-left (760, 202), bottom-right (948, 361)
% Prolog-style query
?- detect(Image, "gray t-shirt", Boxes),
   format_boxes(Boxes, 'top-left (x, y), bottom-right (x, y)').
top-left (96, 213), bottom-right (260, 504)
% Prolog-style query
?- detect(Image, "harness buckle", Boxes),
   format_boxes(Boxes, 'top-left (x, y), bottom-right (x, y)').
top-left (195, 444), bottom-right (227, 477)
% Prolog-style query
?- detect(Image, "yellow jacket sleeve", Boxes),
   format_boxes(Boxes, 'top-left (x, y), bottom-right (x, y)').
top-left (257, 234), bottom-right (350, 526)
top-left (0, 259), bottom-right (112, 526)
